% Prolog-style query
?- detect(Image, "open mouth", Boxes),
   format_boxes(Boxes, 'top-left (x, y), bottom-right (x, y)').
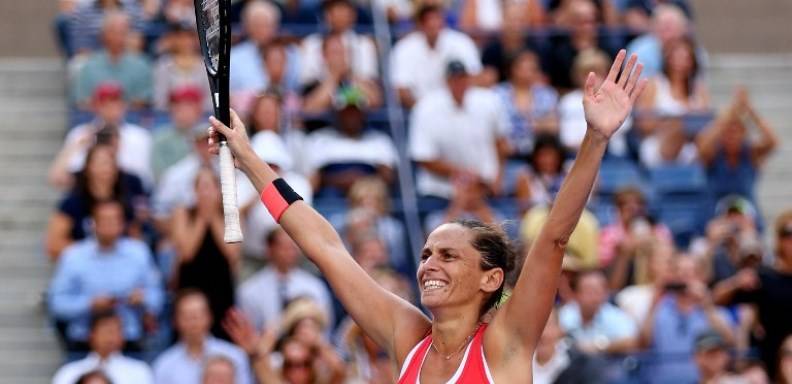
top-left (422, 279), bottom-right (448, 291)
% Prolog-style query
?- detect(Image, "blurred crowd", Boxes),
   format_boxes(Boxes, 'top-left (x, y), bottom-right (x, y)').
top-left (46, 0), bottom-right (791, 383)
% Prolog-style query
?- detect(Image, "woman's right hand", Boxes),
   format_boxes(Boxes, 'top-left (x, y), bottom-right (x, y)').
top-left (208, 109), bottom-right (255, 167)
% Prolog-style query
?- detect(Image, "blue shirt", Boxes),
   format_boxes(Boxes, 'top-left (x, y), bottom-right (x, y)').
top-left (627, 34), bottom-right (662, 78)
top-left (643, 295), bottom-right (731, 384)
top-left (559, 302), bottom-right (637, 344)
top-left (49, 238), bottom-right (164, 342)
top-left (73, 51), bottom-right (153, 105)
top-left (229, 41), bottom-right (300, 93)
top-left (153, 337), bottom-right (252, 384)
top-left (495, 83), bottom-right (559, 156)
top-left (707, 144), bottom-right (757, 203)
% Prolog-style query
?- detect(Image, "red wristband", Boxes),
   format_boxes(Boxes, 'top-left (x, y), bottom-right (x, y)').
top-left (260, 178), bottom-right (303, 222)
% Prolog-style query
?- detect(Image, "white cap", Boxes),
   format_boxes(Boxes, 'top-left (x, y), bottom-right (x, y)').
top-left (251, 131), bottom-right (293, 171)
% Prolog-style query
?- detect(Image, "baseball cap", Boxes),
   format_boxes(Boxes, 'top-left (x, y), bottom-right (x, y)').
top-left (93, 82), bottom-right (124, 102)
top-left (169, 85), bottom-right (203, 104)
top-left (445, 59), bottom-right (468, 77)
top-left (695, 330), bottom-right (728, 352)
top-left (333, 85), bottom-right (367, 110)
top-left (715, 195), bottom-right (756, 219)
top-left (251, 130), bottom-right (293, 171)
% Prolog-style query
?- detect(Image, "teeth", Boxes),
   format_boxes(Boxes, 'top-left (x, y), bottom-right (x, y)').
top-left (423, 280), bottom-right (447, 290)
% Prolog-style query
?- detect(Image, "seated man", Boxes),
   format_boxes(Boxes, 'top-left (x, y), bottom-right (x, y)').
top-left (72, 11), bottom-right (152, 109)
top-left (304, 89), bottom-right (398, 196)
top-left (52, 310), bottom-right (154, 384)
top-left (50, 82), bottom-right (153, 188)
top-left (238, 228), bottom-right (334, 330)
top-left (409, 60), bottom-right (509, 201)
top-left (558, 269), bottom-right (637, 355)
top-left (151, 85), bottom-right (206, 180)
top-left (153, 289), bottom-right (252, 384)
top-left (48, 200), bottom-right (164, 351)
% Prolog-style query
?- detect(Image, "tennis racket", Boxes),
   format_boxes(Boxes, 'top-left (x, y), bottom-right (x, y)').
top-left (194, 0), bottom-right (243, 243)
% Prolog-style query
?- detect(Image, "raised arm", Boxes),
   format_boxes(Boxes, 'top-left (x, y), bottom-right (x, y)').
top-left (207, 112), bottom-right (430, 361)
top-left (491, 50), bottom-right (647, 348)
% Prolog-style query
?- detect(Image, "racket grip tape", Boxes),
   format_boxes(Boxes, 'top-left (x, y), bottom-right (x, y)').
top-left (218, 142), bottom-right (243, 243)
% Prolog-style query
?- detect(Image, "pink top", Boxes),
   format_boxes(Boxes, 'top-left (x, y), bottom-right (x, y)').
top-left (397, 323), bottom-right (495, 384)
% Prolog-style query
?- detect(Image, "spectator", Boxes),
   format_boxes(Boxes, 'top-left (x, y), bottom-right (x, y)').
top-left (390, 4), bottom-right (481, 108)
top-left (698, 196), bottom-right (760, 284)
top-left (558, 269), bottom-right (638, 354)
top-left (152, 23), bottom-right (211, 112)
top-left (159, 0), bottom-right (197, 27)
top-left (237, 227), bottom-right (334, 330)
top-left (242, 130), bottom-right (313, 257)
top-left (779, 335), bottom-right (792, 384)
top-left (479, 2), bottom-right (545, 86)
top-left (201, 356), bottom-right (236, 384)
top-left (349, 232), bottom-right (391, 274)
top-left (693, 331), bottom-right (743, 384)
top-left (637, 255), bottom-right (735, 384)
top-left (544, 0), bottom-right (622, 91)
top-left (495, 50), bottom-right (559, 157)
top-left (458, 0), bottom-right (545, 33)
top-left (74, 370), bottom-right (113, 384)
top-left (521, 203), bottom-right (600, 269)
top-left (51, 82), bottom-right (153, 188)
top-left (170, 168), bottom-right (241, 340)
top-left (303, 89), bottom-right (397, 195)
top-left (153, 290), bottom-right (252, 384)
top-left (623, 0), bottom-right (693, 36)
top-left (637, 37), bottom-right (709, 122)
top-left (46, 144), bottom-right (148, 260)
top-left (53, 310), bottom-right (154, 384)
top-left (73, 11), bottom-right (152, 109)
top-left (48, 200), bottom-right (164, 350)
top-left (559, 49), bottom-right (632, 155)
top-left (615, 239), bottom-right (673, 324)
top-left (225, 300), bottom-right (346, 384)
top-left (67, 0), bottom-right (147, 54)
top-left (638, 116), bottom-right (699, 168)
top-left (515, 133), bottom-right (568, 208)
top-left (696, 87), bottom-right (779, 205)
top-left (626, 4), bottom-right (691, 78)
top-left (301, 34), bottom-right (383, 114)
top-left (713, 209), bottom-right (792, 380)
top-left (230, 1), bottom-right (299, 99)
top-left (151, 86), bottom-right (206, 180)
top-left (409, 60), bottom-right (509, 200)
top-left (548, 0), bottom-right (619, 27)
top-left (424, 174), bottom-right (502, 232)
top-left (332, 177), bottom-right (407, 272)
top-left (598, 186), bottom-right (673, 270)
top-left (532, 310), bottom-right (571, 384)
top-left (300, 0), bottom-right (378, 85)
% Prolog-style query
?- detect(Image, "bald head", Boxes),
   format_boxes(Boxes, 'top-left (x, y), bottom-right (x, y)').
top-left (653, 4), bottom-right (689, 44)
top-left (243, 0), bottom-right (280, 45)
top-left (101, 11), bottom-right (130, 54)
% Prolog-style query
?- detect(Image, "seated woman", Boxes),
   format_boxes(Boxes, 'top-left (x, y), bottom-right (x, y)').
top-left (170, 167), bottom-right (241, 340)
top-left (208, 50), bottom-right (645, 383)
top-left (45, 143), bottom-right (148, 261)
top-left (695, 87), bottom-right (778, 206)
top-left (495, 50), bottom-right (559, 158)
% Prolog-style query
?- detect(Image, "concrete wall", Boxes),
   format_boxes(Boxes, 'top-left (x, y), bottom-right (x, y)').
top-left (691, 0), bottom-right (792, 53)
top-left (0, 1), bottom-right (60, 57)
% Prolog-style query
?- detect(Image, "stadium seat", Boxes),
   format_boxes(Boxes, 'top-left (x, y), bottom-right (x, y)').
top-left (649, 164), bottom-right (707, 195)
top-left (597, 159), bottom-right (645, 196)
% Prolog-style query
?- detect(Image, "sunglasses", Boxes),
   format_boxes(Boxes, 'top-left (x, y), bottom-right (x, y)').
top-left (284, 360), bottom-right (312, 370)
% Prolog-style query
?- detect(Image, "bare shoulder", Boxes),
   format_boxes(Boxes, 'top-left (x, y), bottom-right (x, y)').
top-left (482, 320), bottom-right (535, 382)
top-left (393, 310), bottom-right (432, 367)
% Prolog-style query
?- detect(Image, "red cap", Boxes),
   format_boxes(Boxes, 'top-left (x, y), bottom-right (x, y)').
top-left (169, 85), bottom-right (203, 104)
top-left (93, 82), bottom-right (124, 102)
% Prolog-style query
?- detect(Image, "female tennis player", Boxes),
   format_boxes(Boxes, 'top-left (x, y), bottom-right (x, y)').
top-left (209, 50), bottom-right (645, 383)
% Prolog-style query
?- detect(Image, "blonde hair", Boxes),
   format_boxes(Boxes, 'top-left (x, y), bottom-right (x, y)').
top-left (347, 176), bottom-right (391, 214)
top-left (572, 49), bottom-right (611, 87)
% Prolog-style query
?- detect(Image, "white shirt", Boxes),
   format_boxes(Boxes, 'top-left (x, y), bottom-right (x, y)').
top-left (559, 90), bottom-right (631, 156)
top-left (615, 284), bottom-right (655, 325)
top-left (153, 337), bottom-right (252, 384)
top-left (409, 87), bottom-right (509, 198)
top-left (300, 31), bottom-right (378, 84)
top-left (532, 342), bottom-right (570, 384)
top-left (304, 127), bottom-right (398, 174)
top-left (238, 267), bottom-right (334, 330)
top-left (52, 352), bottom-right (153, 384)
top-left (65, 122), bottom-right (153, 186)
top-left (639, 134), bottom-right (699, 168)
top-left (390, 29), bottom-right (481, 100)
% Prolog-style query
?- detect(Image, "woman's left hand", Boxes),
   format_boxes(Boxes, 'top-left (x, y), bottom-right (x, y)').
top-left (583, 50), bottom-right (647, 140)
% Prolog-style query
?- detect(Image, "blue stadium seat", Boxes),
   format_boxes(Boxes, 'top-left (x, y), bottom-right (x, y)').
top-left (655, 196), bottom-right (707, 247)
top-left (649, 164), bottom-right (707, 195)
top-left (597, 159), bottom-right (645, 196)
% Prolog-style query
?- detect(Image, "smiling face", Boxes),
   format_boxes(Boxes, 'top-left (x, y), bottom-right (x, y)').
top-left (416, 223), bottom-right (503, 314)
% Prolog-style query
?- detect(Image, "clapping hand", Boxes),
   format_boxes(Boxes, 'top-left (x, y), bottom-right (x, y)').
top-left (583, 50), bottom-right (647, 140)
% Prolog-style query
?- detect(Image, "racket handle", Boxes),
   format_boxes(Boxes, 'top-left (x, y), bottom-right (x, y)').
top-left (218, 141), bottom-right (243, 243)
